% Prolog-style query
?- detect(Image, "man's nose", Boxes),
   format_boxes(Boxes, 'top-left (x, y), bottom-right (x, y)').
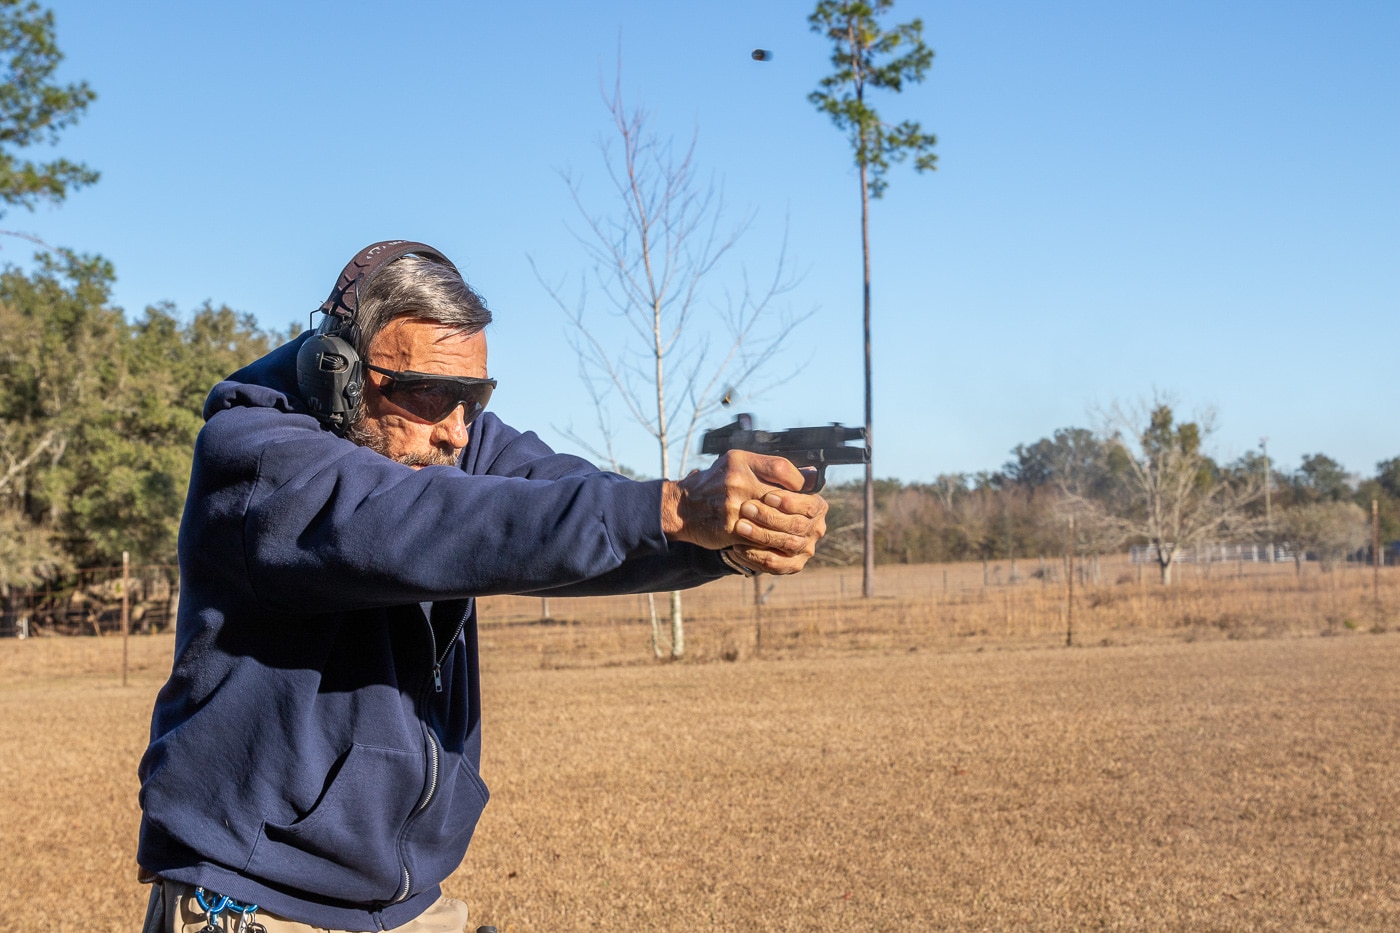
top-left (430, 403), bottom-right (471, 450)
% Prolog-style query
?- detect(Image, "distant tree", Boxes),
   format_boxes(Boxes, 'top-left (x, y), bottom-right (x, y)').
top-left (942, 480), bottom-right (995, 562)
top-left (928, 472), bottom-right (968, 511)
top-left (0, 0), bottom-right (97, 585)
top-left (0, 500), bottom-right (64, 587)
top-left (0, 254), bottom-right (285, 576)
top-left (1375, 457), bottom-right (1400, 500)
top-left (1355, 456), bottom-right (1400, 545)
top-left (537, 73), bottom-right (803, 659)
top-left (1278, 500), bottom-right (1368, 572)
top-left (1007, 427), bottom-right (1113, 503)
top-left (0, 0), bottom-right (97, 219)
top-left (1070, 401), bottom-right (1263, 584)
top-left (1007, 428), bottom-right (1122, 562)
top-left (59, 301), bottom-right (283, 566)
top-left (0, 252), bottom-right (117, 494)
top-left (879, 482), bottom-right (937, 563)
top-left (809, 0), bottom-right (936, 598)
top-left (824, 473), bottom-right (1040, 566)
top-left (1289, 452), bottom-right (1352, 504)
top-left (1221, 449), bottom-right (1275, 516)
top-left (811, 479), bottom-right (864, 566)
top-left (1005, 440), bottom-right (1053, 499)
top-left (0, 251), bottom-right (123, 579)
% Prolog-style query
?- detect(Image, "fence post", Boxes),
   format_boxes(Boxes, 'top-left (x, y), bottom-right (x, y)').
top-left (1066, 516), bottom-right (1075, 648)
top-left (121, 551), bottom-right (130, 687)
top-left (753, 575), bottom-right (764, 654)
top-left (1375, 499), bottom-right (1382, 626)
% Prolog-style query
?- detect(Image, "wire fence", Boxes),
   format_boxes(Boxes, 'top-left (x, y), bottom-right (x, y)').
top-left (0, 548), bottom-right (1392, 640)
top-left (1129, 542), bottom-right (1299, 564)
top-left (0, 564), bottom-right (177, 639)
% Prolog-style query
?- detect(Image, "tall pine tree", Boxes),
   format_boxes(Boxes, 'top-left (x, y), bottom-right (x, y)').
top-left (809, 0), bottom-right (936, 597)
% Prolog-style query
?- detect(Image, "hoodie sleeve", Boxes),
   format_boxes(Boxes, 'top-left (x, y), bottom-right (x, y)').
top-left (189, 406), bottom-right (727, 614)
top-left (463, 415), bottom-right (733, 593)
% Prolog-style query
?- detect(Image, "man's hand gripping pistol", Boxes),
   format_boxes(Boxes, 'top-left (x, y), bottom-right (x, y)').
top-left (700, 413), bottom-right (870, 493)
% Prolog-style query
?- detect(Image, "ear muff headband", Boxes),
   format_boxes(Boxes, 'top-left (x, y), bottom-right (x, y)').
top-left (297, 240), bottom-right (460, 432)
top-left (316, 239), bottom-right (459, 326)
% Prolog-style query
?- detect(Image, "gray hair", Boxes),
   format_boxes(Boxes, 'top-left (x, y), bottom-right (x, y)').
top-left (353, 254), bottom-right (492, 358)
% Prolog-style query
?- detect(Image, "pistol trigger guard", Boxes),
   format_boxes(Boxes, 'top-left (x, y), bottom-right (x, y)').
top-left (806, 465), bottom-right (826, 494)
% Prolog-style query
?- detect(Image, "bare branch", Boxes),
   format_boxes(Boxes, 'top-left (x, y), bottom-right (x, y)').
top-left (0, 428), bottom-right (57, 498)
top-left (0, 229), bottom-right (57, 253)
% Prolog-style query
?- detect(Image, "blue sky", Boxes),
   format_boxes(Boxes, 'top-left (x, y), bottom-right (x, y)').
top-left (9, 1), bottom-right (1398, 484)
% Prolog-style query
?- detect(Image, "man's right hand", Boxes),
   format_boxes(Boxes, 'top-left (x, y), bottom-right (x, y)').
top-left (660, 451), bottom-right (828, 575)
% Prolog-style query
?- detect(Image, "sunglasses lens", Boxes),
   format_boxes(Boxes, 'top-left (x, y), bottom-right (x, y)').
top-left (386, 380), bottom-right (494, 423)
top-left (454, 384), bottom-right (493, 421)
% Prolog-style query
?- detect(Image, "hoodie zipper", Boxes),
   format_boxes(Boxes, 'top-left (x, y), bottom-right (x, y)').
top-left (429, 603), bottom-right (469, 695)
top-left (419, 603), bottom-right (468, 815)
top-left (391, 602), bottom-right (471, 904)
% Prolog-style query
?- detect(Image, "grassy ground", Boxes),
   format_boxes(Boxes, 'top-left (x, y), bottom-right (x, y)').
top-left (1, 561), bottom-right (1396, 931)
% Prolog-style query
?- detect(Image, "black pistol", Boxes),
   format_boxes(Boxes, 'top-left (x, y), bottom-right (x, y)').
top-left (700, 413), bottom-right (869, 492)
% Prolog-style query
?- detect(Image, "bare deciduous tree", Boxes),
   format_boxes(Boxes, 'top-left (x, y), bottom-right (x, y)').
top-left (1068, 400), bottom-right (1263, 584)
top-left (534, 73), bottom-right (805, 659)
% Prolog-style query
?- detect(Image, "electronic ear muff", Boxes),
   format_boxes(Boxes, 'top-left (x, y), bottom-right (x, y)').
top-left (296, 240), bottom-right (459, 433)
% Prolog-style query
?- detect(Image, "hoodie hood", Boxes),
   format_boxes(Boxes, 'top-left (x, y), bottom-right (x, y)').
top-left (203, 332), bottom-right (314, 422)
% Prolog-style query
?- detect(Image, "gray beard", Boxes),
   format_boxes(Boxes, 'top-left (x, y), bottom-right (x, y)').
top-left (345, 409), bottom-right (460, 468)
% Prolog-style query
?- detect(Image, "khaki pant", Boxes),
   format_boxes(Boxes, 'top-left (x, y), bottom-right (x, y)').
top-left (142, 879), bottom-right (471, 933)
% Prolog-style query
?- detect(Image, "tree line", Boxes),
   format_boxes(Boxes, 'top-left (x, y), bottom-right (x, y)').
top-left (817, 404), bottom-right (1398, 583)
top-left (3, 276), bottom-right (1390, 592)
top-left (0, 251), bottom-right (289, 587)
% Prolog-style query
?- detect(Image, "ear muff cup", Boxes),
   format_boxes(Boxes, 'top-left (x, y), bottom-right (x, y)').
top-left (295, 332), bottom-right (362, 424)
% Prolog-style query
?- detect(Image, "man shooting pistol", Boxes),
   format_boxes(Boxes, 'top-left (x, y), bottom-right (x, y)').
top-left (701, 413), bottom-right (869, 493)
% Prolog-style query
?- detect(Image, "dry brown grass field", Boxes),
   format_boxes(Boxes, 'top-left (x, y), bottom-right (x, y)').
top-left (1, 558), bottom-right (1396, 931)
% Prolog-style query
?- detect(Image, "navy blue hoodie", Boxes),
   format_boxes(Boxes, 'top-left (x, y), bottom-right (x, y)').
top-left (137, 334), bottom-right (730, 930)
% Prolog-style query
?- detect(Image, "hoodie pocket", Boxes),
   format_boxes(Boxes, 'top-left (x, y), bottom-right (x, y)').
top-left (246, 742), bottom-right (420, 904)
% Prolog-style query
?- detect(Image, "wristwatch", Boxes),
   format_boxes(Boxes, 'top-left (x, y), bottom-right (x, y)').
top-left (719, 547), bottom-right (757, 577)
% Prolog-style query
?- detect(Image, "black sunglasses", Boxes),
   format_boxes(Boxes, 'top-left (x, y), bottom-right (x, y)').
top-left (364, 363), bottom-right (497, 424)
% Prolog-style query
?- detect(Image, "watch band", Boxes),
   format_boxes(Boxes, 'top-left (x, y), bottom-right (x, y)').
top-left (719, 548), bottom-right (757, 577)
